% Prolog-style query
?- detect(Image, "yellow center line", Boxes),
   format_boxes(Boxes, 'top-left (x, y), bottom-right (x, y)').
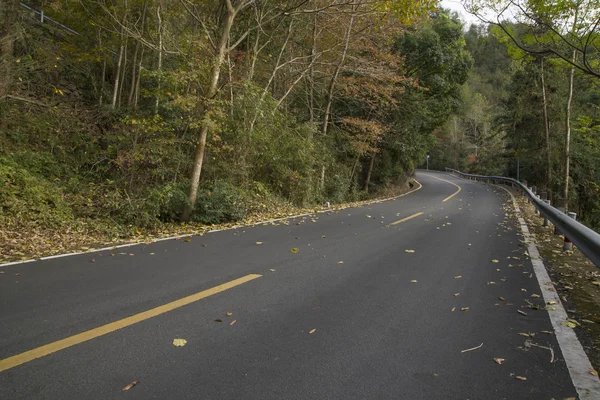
top-left (390, 212), bottom-right (424, 225)
top-left (0, 273), bottom-right (262, 373)
top-left (422, 174), bottom-right (462, 202)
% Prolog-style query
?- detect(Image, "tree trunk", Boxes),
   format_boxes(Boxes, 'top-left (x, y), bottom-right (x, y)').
top-left (319, 6), bottom-right (355, 190)
top-left (112, 28), bottom-right (126, 109)
top-left (182, 7), bottom-right (237, 221)
top-left (133, 47), bottom-right (144, 109)
top-left (0, 0), bottom-right (19, 129)
top-left (365, 152), bottom-right (375, 193)
top-left (118, 38), bottom-right (128, 108)
top-left (321, 9), bottom-right (355, 136)
top-left (308, 4), bottom-right (317, 127)
top-left (564, 49), bottom-right (576, 211)
top-left (154, 4), bottom-right (163, 114)
top-left (540, 58), bottom-right (552, 198)
top-left (127, 1), bottom-right (147, 106)
top-left (564, 6), bottom-right (579, 212)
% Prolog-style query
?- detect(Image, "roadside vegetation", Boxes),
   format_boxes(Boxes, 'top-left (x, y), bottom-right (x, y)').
top-left (1, 0), bottom-right (470, 261)
top-left (428, 1), bottom-right (600, 232)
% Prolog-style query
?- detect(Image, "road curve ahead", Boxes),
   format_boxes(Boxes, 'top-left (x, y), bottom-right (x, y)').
top-left (0, 171), bottom-right (580, 399)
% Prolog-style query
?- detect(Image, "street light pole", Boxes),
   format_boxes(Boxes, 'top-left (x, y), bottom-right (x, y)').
top-left (426, 155), bottom-right (430, 170)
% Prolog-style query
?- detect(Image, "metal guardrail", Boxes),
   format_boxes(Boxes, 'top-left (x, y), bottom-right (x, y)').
top-left (444, 168), bottom-right (600, 268)
top-left (20, 2), bottom-right (80, 36)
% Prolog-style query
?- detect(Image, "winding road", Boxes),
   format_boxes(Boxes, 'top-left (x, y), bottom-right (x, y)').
top-left (0, 171), bottom-right (587, 399)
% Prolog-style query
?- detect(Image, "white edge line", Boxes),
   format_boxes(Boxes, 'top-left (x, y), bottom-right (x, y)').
top-left (0, 179), bottom-right (422, 268)
top-left (494, 183), bottom-right (600, 400)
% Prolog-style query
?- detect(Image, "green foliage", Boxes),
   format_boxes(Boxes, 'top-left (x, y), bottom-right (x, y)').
top-left (191, 181), bottom-right (247, 225)
top-left (0, 157), bottom-right (73, 228)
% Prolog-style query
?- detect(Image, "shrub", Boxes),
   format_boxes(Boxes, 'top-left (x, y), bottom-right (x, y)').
top-left (0, 157), bottom-right (73, 228)
top-left (191, 181), bottom-right (246, 224)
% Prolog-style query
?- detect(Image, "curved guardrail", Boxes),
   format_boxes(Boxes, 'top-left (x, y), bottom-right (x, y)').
top-left (444, 168), bottom-right (600, 268)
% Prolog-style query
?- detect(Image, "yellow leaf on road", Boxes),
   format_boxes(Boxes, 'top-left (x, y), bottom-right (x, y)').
top-left (411, 280), bottom-right (417, 283)
top-left (493, 358), bottom-right (505, 365)
top-left (173, 338), bottom-right (187, 347)
top-left (491, 259), bottom-right (499, 263)
top-left (515, 376), bottom-right (527, 381)
top-left (256, 242), bottom-right (264, 245)
top-left (183, 237), bottom-right (191, 242)
top-left (291, 248), bottom-right (299, 253)
top-left (230, 320), bottom-right (237, 326)
top-left (226, 312), bottom-right (232, 317)
top-left (122, 381), bottom-right (139, 391)
top-left (405, 249), bottom-right (415, 253)
top-left (309, 329), bottom-right (316, 334)
top-left (454, 275), bottom-right (462, 279)
top-left (337, 261), bottom-right (344, 264)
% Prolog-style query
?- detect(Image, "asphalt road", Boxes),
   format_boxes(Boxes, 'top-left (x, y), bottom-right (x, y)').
top-left (0, 171), bottom-right (579, 399)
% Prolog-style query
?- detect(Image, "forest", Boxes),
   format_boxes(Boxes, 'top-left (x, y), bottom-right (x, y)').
top-left (0, 0), bottom-right (599, 258)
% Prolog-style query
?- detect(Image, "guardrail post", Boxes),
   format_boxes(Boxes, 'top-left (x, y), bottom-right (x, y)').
top-left (563, 212), bottom-right (577, 251)
top-left (543, 200), bottom-right (551, 227)
top-left (554, 199), bottom-right (565, 235)
top-left (535, 195), bottom-right (541, 215)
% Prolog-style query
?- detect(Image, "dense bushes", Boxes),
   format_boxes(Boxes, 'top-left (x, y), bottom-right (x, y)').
top-left (0, 157), bottom-right (73, 228)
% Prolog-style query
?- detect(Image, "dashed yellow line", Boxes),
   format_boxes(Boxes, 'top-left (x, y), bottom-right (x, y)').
top-left (422, 174), bottom-right (462, 202)
top-left (0, 273), bottom-right (262, 373)
top-left (391, 212), bottom-right (424, 225)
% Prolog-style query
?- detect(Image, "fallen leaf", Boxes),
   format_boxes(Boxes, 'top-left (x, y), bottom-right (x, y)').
top-left (91, 259), bottom-right (95, 263)
top-left (461, 307), bottom-right (469, 311)
top-left (515, 376), bottom-right (527, 381)
top-left (498, 296), bottom-right (506, 302)
top-left (562, 320), bottom-right (576, 329)
top-left (491, 259), bottom-right (499, 263)
top-left (589, 368), bottom-right (598, 377)
top-left (269, 269), bottom-right (276, 272)
top-left (0, 271), bottom-right (4, 275)
top-left (405, 249), bottom-right (415, 253)
top-left (454, 293), bottom-right (460, 296)
top-left (517, 310), bottom-right (528, 316)
top-left (494, 358), bottom-right (505, 365)
top-left (256, 242), bottom-right (264, 245)
top-left (530, 294), bottom-right (541, 298)
top-left (226, 312), bottom-right (232, 317)
top-left (229, 320), bottom-right (237, 326)
top-left (15, 273), bottom-right (22, 276)
top-left (202, 244), bottom-right (207, 247)
top-left (411, 280), bottom-right (418, 283)
top-left (309, 329), bottom-right (316, 334)
top-left (321, 235), bottom-right (326, 238)
top-left (150, 253), bottom-right (155, 255)
top-left (172, 338), bottom-right (187, 347)
top-left (337, 261), bottom-right (344, 264)
top-left (454, 275), bottom-right (462, 279)
top-left (215, 319), bottom-right (223, 322)
top-left (291, 248), bottom-right (299, 253)
top-left (129, 253), bottom-right (134, 256)
top-left (183, 237), bottom-right (191, 242)
top-left (122, 381), bottom-right (139, 391)
top-left (110, 253), bottom-right (115, 256)
top-left (547, 301), bottom-right (557, 305)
